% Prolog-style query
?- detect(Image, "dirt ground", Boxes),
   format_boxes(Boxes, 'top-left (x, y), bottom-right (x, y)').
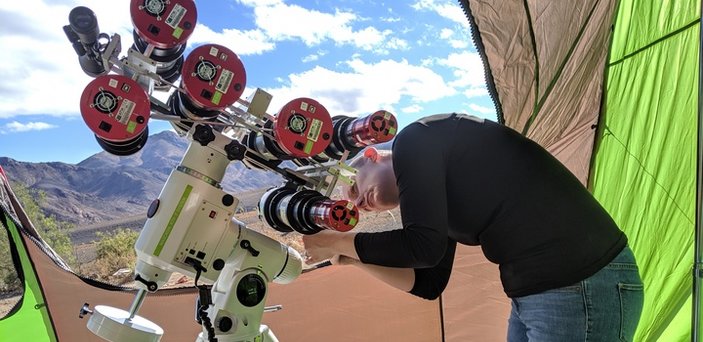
top-left (0, 292), bottom-right (20, 317)
top-left (0, 207), bottom-right (402, 318)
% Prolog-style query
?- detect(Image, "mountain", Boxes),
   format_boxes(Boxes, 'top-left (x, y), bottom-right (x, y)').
top-left (0, 131), bottom-right (284, 225)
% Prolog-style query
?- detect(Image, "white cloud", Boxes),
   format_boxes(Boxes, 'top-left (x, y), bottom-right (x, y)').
top-left (382, 37), bottom-right (410, 53)
top-left (469, 103), bottom-right (494, 114)
top-left (2, 121), bottom-right (57, 134)
top-left (352, 27), bottom-right (392, 50)
top-left (464, 88), bottom-right (488, 98)
top-left (420, 57), bottom-right (435, 67)
top-left (382, 17), bottom-right (401, 23)
top-left (236, 0), bottom-right (407, 53)
top-left (440, 28), bottom-right (454, 39)
top-left (302, 50), bottom-right (328, 63)
top-left (449, 39), bottom-right (469, 49)
top-left (0, 0), bottom-right (134, 118)
top-left (302, 54), bottom-right (319, 63)
top-left (439, 28), bottom-right (469, 49)
top-left (437, 51), bottom-right (487, 98)
top-left (262, 57), bottom-right (456, 118)
top-left (411, 0), bottom-right (469, 28)
top-left (188, 25), bottom-right (275, 55)
top-left (0, 0), bottom-right (475, 122)
top-left (402, 104), bottom-right (423, 113)
top-left (0, 0), bottom-right (275, 119)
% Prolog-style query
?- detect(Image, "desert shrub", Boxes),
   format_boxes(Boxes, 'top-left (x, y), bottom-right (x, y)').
top-left (12, 183), bottom-right (76, 266)
top-left (0, 229), bottom-right (20, 293)
top-left (0, 182), bottom-right (76, 292)
top-left (89, 228), bottom-right (139, 283)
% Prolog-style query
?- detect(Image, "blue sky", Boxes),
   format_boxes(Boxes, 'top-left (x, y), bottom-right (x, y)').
top-left (0, 0), bottom-right (495, 164)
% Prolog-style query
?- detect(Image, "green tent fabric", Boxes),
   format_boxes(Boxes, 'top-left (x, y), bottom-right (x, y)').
top-left (0, 208), bottom-right (56, 341)
top-left (591, 0), bottom-right (699, 340)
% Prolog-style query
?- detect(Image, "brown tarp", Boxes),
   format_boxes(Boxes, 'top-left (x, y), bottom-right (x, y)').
top-left (2, 172), bottom-right (442, 341)
top-left (465, 0), bottom-right (618, 183)
top-left (6, 174), bottom-right (509, 341)
top-left (16, 226), bottom-right (509, 341)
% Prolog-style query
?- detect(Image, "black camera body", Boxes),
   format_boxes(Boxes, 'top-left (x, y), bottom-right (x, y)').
top-left (63, 6), bottom-right (109, 77)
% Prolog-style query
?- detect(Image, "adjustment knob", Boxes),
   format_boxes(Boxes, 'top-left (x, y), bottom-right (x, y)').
top-left (192, 125), bottom-right (215, 146)
top-left (224, 141), bottom-right (246, 160)
top-left (79, 303), bottom-right (93, 318)
top-left (217, 316), bottom-right (234, 332)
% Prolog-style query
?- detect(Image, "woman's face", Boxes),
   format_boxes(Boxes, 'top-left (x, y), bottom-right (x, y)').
top-left (344, 154), bottom-right (400, 211)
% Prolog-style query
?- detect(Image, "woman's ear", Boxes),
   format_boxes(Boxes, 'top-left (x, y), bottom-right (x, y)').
top-left (363, 147), bottom-right (380, 162)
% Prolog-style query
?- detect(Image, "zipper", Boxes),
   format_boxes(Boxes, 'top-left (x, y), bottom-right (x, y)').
top-left (456, 0), bottom-right (504, 124)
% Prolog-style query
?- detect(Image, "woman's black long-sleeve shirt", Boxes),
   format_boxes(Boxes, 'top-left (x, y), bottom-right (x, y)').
top-left (354, 113), bottom-right (626, 299)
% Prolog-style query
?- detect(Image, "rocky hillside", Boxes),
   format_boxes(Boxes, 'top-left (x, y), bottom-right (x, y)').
top-left (0, 130), bottom-right (284, 225)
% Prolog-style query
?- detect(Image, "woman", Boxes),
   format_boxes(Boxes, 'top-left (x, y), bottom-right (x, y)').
top-left (303, 113), bottom-right (644, 341)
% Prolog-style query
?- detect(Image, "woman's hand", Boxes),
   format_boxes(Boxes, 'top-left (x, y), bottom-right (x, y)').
top-left (302, 230), bottom-right (340, 263)
top-left (302, 231), bottom-right (359, 264)
top-left (330, 254), bottom-right (360, 266)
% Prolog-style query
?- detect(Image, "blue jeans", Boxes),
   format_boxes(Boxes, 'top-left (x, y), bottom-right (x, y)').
top-left (507, 246), bottom-right (644, 342)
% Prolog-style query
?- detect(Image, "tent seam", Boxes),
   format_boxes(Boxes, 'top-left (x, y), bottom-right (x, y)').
top-left (520, 0), bottom-right (540, 135)
top-left (522, 0), bottom-right (602, 135)
top-left (608, 18), bottom-right (698, 67)
top-left (587, 0), bottom-right (621, 191)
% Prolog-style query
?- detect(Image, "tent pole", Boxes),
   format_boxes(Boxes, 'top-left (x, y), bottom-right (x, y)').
top-left (693, 2), bottom-right (703, 340)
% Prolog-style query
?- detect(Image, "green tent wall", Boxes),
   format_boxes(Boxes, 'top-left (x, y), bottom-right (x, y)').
top-left (592, 1), bottom-right (699, 340)
top-left (0, 215), bottom-right (56, 341)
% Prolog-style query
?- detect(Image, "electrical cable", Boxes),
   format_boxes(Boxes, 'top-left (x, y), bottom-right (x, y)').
top-left (189, 260), bottom-right (218, 342)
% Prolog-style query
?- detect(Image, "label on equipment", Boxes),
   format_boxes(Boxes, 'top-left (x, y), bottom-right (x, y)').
top-left (304, 140), bottom-right (314, 154)
top-left (209, 46), bottom-right (219, 57)
top-left (108, 79), bottom-right (119, 88)
top-left (346, 201), bottom-right (354, 210)
top-left (212, 92), bottom-right (222, 105)
top-left (300, 101), bottom-right (309, 112)
top-left (127, 121), bottom-right (137, 134)
top-left (165, 3), bottom-right (187, 29)
top-left (154, 185), bottom-right (193, 257)
top-left (216, 69), bottom-right (233, 94)
top-left (307, 118), bottom-right (322, 141)
top-left (115, 99), bottom-right (136, 125)
top-left (172, 27), bottom-right (183, 39)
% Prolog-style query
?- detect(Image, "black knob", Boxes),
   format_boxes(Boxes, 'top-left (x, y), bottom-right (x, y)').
top-left (193, 125), bottom-right (216, 146)
top-left (213, 258), bottom-right (225, 271)
top-left (79, 303), bottom-right (93, 319)
top-left (147, 199), bottom-right (160, 218)
top-left (224, 141), bottom-right (246, 161)
top-left (218, 316), bottom-right (233, 332)
top-left (240, 240), bottom-right (260, 257)
top-left (222, 194), bottom-right (235, 207)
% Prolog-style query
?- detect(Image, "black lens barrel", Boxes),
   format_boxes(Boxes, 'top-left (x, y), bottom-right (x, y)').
top-left (68, 6), bottom-right (100, 45)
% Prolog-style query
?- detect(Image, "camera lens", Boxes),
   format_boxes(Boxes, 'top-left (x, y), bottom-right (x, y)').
top-left (72, 13), bottom-right (93, 30)
top-left (68, 6), bottom-right (99, 44)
